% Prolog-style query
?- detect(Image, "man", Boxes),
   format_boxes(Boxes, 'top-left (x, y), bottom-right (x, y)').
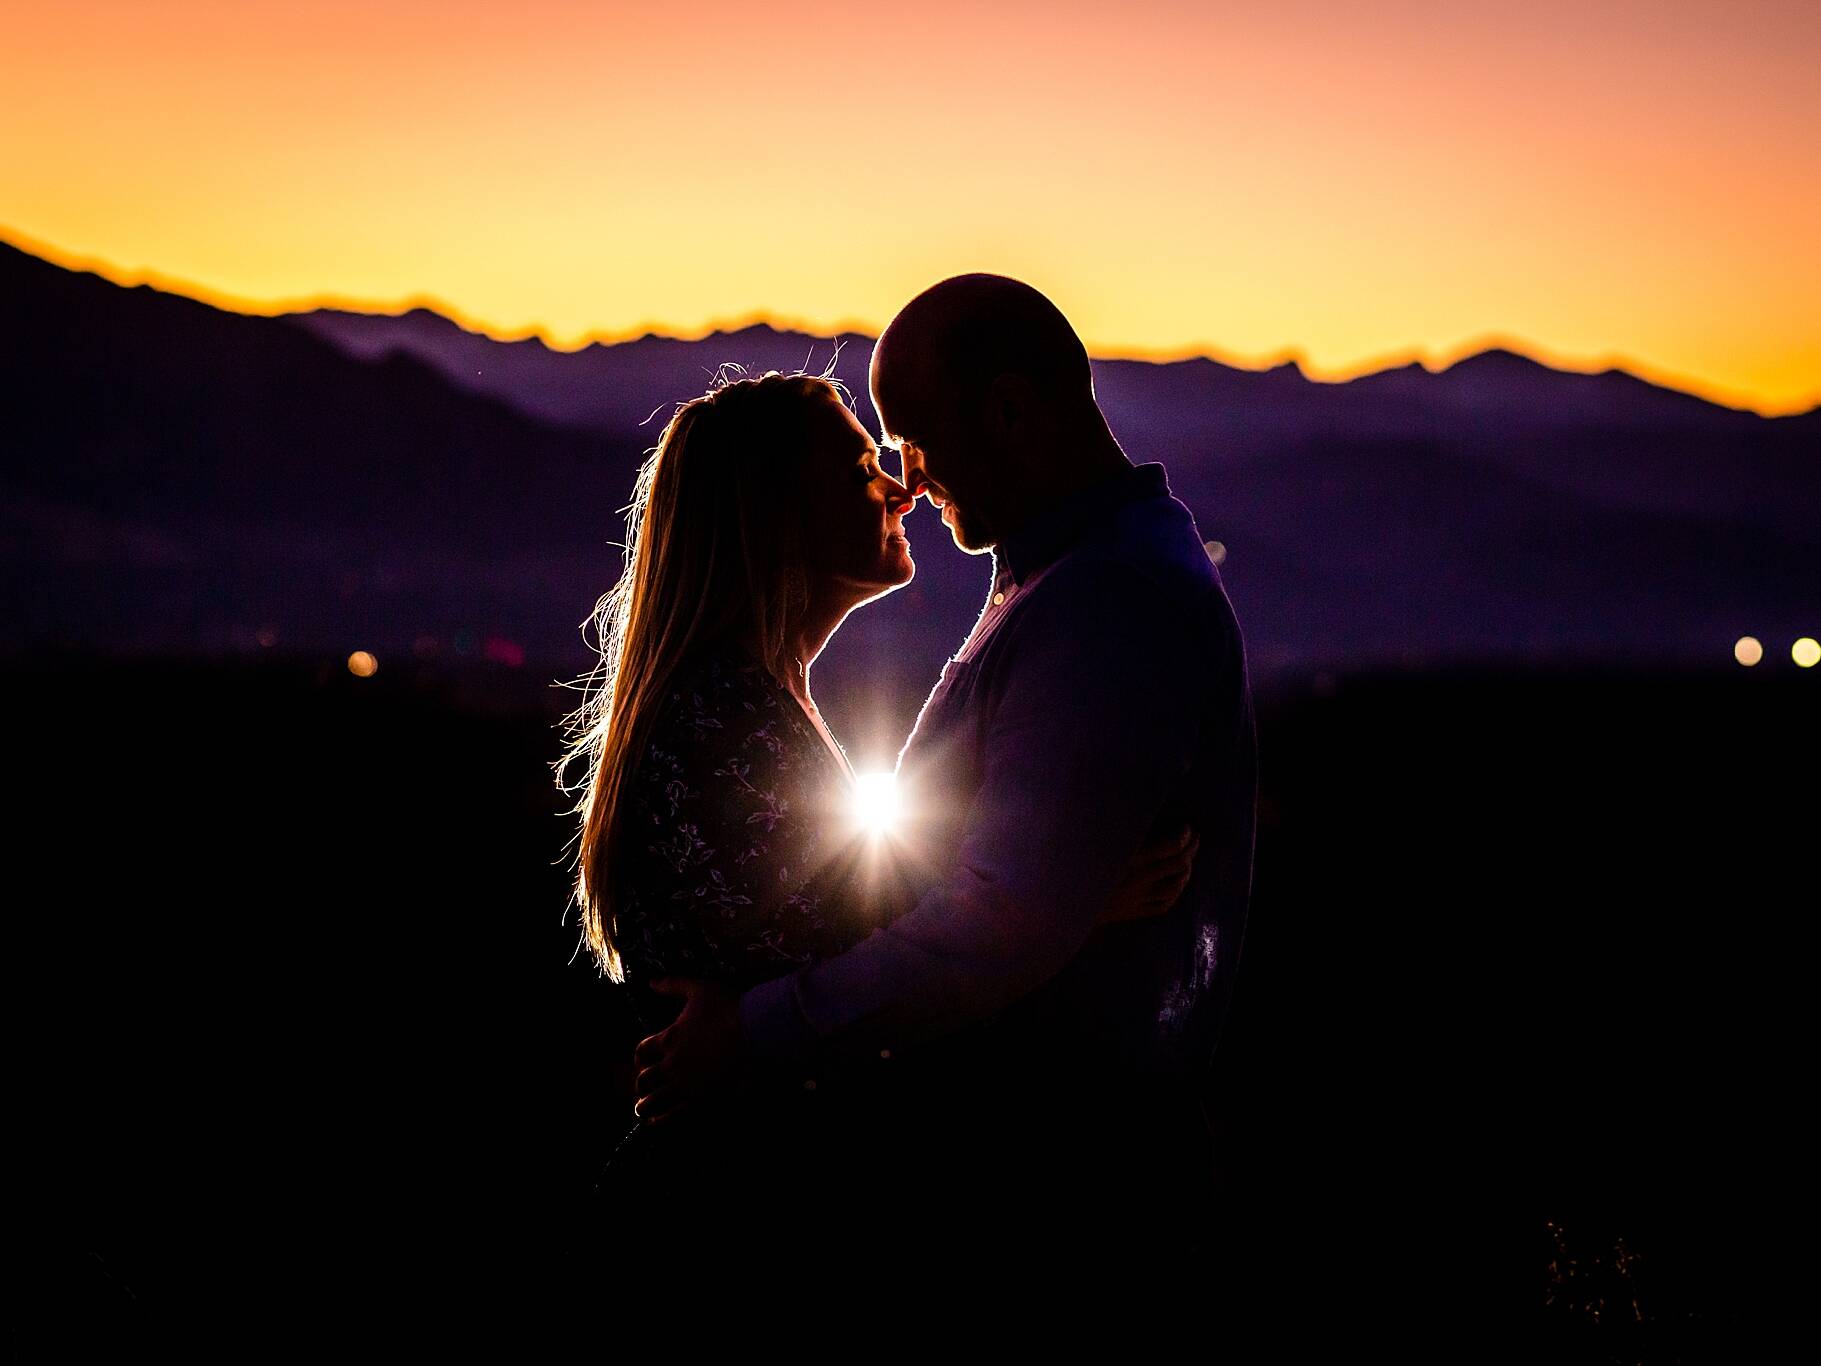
top-left (634, 274), bottom-right (1257, 1257)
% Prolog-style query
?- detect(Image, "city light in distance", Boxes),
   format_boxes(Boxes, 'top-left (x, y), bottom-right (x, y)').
top-left (1734, 637), bottom-right (1763, 667)
top-left (1794, 638), bottom-right (1820, 669)
top-left (347, 651), bottom-right (378, 678)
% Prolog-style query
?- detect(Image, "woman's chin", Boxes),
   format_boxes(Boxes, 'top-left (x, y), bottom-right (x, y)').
top-left (885, 541), bottom-right (915, 581)
top-left (872, 553), bottom-right (915, 595)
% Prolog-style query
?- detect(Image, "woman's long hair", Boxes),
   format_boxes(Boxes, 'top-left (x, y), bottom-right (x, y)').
top-left (558, 367), bottom-right (847, 980)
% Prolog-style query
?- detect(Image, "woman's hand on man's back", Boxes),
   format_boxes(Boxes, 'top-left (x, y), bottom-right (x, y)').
top-left (1097, 826), bottom-right (1199, 926)
top-left (633, 977), bottom-right (749, 1125)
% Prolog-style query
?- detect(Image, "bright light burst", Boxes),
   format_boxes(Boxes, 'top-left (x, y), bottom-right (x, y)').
top-left (1734, 636), bottom-right (1763, 667)
top-left (852, 772), bottom-right (901, 837)
top-left (1793, 638), bottom-right (1819, 669)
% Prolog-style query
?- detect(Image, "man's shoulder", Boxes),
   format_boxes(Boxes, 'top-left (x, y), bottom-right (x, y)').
top-left (996, 504), bottom-right (1242, 691)
top-left (1032, 495), bottom-right (1217, 608)
top-left (998, 559), bottom-right (1218, 681)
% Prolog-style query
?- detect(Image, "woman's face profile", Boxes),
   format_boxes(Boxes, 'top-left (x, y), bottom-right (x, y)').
top-left (796, 389), bottom-right (917, 601)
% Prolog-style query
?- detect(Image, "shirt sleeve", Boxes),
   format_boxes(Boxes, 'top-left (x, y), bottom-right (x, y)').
top-left (738, 559), bottom-right (1218, 1066)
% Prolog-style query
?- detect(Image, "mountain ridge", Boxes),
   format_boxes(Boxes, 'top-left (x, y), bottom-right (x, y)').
top-left (3, 236), bottom-right (1816, 748)
top-left (289, 291), bottom-right (1803, 423)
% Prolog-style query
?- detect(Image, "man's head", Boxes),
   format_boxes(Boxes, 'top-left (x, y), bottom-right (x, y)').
top-left (870, 274), bottom-right (1102, 553)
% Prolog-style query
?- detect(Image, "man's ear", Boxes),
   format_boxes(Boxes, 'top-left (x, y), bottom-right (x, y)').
top-left (986, 372), bottom-right (1035, 442)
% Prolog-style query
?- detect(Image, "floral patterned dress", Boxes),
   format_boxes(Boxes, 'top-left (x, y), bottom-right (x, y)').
top-left (612, 644), bottom-right (886, 1038)
top-left (598, 643), bottom-right (905, 1216)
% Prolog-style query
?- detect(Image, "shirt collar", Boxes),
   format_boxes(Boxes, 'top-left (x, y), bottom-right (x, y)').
top-left (997, 461), bottom-right (1170, 587)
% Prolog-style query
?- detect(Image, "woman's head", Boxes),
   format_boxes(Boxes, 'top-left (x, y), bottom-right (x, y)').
top-left (560, 368), bottom-right (916, 977)
top-left (790, 378), bottom-right (919, 604)
top-left (633, 371), bottom-right (915, 664)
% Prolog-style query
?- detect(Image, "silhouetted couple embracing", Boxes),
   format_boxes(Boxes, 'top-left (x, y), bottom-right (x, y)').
top-left (563, 275), bottom-right (1256, 1283)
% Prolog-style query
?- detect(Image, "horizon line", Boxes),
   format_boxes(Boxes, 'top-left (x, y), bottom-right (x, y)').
top-left (7, 223), bottom-right (1816, 420)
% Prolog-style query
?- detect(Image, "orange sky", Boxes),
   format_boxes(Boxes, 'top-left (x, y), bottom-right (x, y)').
top-left (4, 0), bottom-right (1817, 413)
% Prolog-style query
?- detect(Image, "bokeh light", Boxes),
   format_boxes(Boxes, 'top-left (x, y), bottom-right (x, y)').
top-left (483, 636), bottom-right (526, 668)
top-left (1204, 540), bottom-right (1228, 566)
top-left (1733, 637), bottom-right (1763, 667)
top-left (347, 650), bottom-right (378, 677)
top-left (1794, 638), bottom-right (1820, 669)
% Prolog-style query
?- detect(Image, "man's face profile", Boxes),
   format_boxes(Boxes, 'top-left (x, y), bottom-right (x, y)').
top-left (890, 429), bottom-right (996, 554)
top-left (875, 363), bottom-right (998, 555)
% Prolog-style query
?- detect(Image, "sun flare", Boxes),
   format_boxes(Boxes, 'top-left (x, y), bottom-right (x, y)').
top-left (852, 772), bottom-right (902, 837)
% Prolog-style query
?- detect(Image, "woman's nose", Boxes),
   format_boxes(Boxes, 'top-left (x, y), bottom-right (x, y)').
top-left (885, 479), bottom-right (915, 516)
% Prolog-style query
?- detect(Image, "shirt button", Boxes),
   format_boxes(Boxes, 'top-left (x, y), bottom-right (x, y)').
top-left (992, 592), bottom-right (1005, 605)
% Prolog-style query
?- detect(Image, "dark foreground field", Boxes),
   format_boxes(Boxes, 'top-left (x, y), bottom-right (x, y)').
top-left (8, 655), bottom-right (1812, 1352)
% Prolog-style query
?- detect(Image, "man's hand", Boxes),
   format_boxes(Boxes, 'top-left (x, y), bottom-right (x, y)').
top-left (1097, 826), bottom-right (1199, 926)
top-left (632, 977), bottom-right (748, 1126)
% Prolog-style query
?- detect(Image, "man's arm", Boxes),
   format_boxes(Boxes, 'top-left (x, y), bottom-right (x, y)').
top-left (738, 561), bottom-right (1216, 1068)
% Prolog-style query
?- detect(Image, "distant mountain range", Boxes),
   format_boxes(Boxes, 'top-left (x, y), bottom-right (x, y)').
top-left (3, 238), bottom-right (1815, 753)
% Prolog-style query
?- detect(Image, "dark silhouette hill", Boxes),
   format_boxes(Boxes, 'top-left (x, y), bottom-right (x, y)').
top-left (289, 304), bottom-right (880, 440)
top-left (5, 238), bottom-right (1816, 760)
top-left (3, 241), bottom-right (632, 678)
top-left (290, 281), bottom-right (1821, 679)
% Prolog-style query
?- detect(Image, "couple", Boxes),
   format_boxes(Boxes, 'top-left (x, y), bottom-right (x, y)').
top-left (565, 274), bottom-right (1256, 1271)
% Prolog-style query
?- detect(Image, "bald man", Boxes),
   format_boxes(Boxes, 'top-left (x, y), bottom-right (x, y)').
top-left (635, 275), bottom-right (1257, 1260)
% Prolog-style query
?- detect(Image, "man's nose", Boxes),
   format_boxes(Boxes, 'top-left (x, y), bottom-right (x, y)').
top-left (885, 478), bottom-right (915, 516)
top-left (892, 453), bottom-right (926, 498)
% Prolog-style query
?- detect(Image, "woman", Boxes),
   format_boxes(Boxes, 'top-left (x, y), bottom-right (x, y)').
top-left (560, 369), bottom-right (923, 1231)
top-left (566, 368), bottom-right (914, 1011)
top-left (561, 369), bottom-right (1193, 1240)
